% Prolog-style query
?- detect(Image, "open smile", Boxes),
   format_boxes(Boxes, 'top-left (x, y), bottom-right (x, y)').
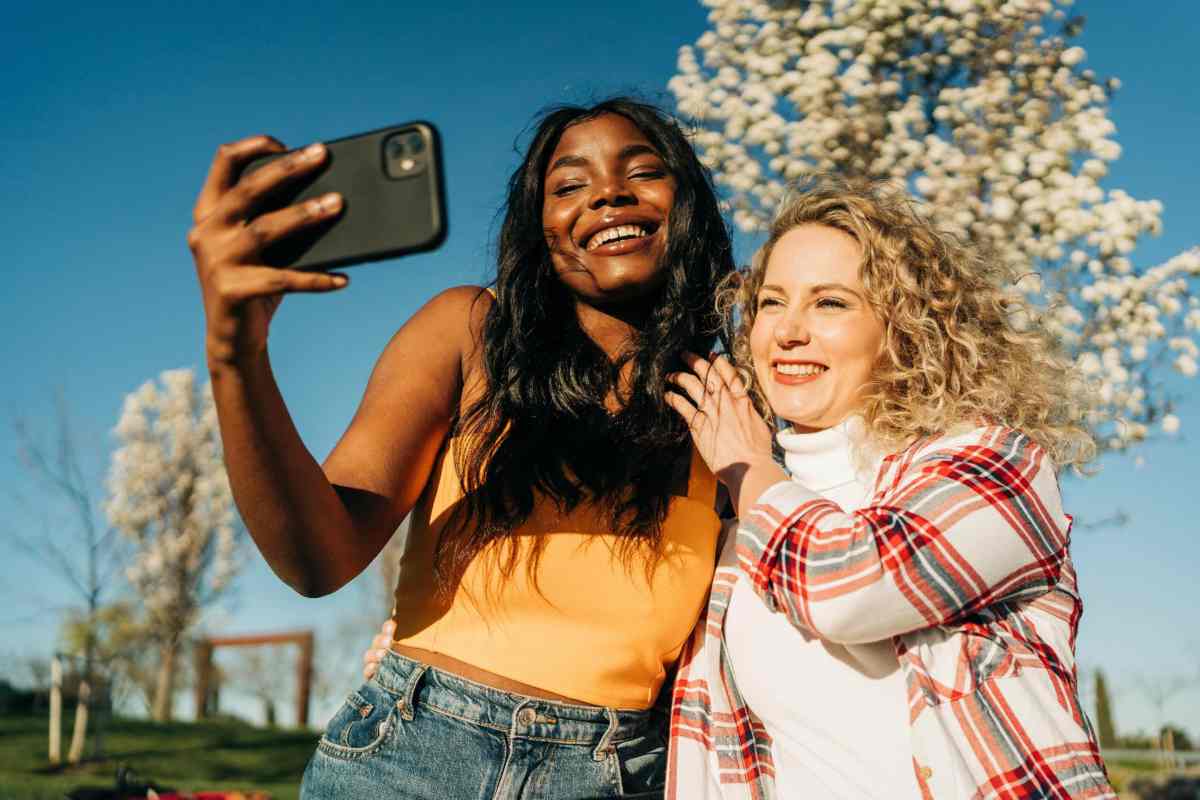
top-left (577, 218), bottom-right (662, 255)
top-left (772, 361), bottom-right (828, 385)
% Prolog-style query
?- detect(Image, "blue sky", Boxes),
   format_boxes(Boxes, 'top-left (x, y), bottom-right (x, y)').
top-left (1, 1), bottom-right (1198, 736)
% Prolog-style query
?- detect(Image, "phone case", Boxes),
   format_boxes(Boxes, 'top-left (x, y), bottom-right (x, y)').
top-left (245, 122), bottom-right (447, 271)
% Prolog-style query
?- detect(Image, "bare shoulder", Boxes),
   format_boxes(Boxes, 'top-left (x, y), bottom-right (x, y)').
top-left (324, 285), bottom-right (495, 510)
top-left (371, 284), bottom-right (493, 374)
top-left (422, 284), bottom-right (495, 322)
top-left (403, 283), bottom-right (492, 335)
top-left (421, 285), bottom-right (494, 405)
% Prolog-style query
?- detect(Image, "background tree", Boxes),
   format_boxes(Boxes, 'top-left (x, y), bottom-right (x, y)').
top-left (669, 0), bottom-right (1199, 450)
top-left (1094, 667), bottom-right (1118, 749)
top-left (6, 392), bottom-right (127, 757)
top-left (1158, 724), bottom-right (1193, 754)
top-left (59, 601), bottom-right (161, 714)
top-left (1135, 673), bottom-right (1197, 754)
top-left (105, 368), bottom-right (241, 722)
top-left (223, 645), bottom-right (292, 727)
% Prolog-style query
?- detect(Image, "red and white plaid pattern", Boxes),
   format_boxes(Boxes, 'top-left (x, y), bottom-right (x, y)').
top-left (667, 426), bottom-right (1114, 799)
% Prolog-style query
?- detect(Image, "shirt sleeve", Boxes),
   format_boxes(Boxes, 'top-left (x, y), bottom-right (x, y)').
top-left (736, 427), bottom-right (1072, 644)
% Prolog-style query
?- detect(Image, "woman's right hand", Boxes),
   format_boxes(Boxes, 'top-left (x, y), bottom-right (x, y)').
top-left (187, 135), bottom-right (349, 368)
top-left (362, 619), bottom-right (396, 681)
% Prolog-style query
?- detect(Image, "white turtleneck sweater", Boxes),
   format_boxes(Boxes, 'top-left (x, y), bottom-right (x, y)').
top-left (723, 419), bottom-right (922, 799)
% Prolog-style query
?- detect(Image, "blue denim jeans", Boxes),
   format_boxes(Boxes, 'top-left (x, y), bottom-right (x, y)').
top-left (300, 651), bottom-right (667, 799)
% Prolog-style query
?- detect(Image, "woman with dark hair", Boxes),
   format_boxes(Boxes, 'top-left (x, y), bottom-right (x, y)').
top-left (186, 98), bottom-right (733, 798)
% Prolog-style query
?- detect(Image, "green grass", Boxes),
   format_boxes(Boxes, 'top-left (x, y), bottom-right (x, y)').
top-left (0, 713), bottom-right (319, 800)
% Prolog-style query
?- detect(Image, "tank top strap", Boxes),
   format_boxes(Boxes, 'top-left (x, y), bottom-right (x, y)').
top-left (686, 446), bottom-right (717, 508)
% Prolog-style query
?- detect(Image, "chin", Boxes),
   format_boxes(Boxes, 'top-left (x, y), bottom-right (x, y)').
top-left (773, 405), bottom-right (826, 431)
top-left (560, 258), bottom-right (667, 303)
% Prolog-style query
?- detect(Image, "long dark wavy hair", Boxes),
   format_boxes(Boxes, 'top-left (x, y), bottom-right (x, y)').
top-left (436, 97), bottom-right (734, 588)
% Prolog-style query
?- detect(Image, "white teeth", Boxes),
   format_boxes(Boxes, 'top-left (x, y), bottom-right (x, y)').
top-left (776, 363), bottom-right (827, 376)
top-left (586, 224), bottom-right (649, 251)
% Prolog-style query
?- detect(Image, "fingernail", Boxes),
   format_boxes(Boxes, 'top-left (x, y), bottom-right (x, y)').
top-left (319, 192), bottom-right (342, 212)
top-left (302, 142), bottom-right (325, 160)
top-left (332, 275), bottom-right (348, 286)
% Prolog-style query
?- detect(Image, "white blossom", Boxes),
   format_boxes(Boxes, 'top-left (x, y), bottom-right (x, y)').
top-left (105, 368), bottom-right (240, 642)
top-left (670, 0), bottom-right (1198, 449)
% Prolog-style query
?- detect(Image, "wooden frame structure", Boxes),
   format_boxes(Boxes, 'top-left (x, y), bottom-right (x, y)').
top-left (193, 629), bottom-right (314, 727)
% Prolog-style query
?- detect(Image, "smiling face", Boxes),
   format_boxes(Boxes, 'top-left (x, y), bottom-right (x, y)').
top-left (541, 113), bottom-right (676, 305)
top-left (749, 224), bottom-right (886, 432)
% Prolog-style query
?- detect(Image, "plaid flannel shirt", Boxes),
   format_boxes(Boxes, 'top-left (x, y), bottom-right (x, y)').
top-left (666, 426), bottom-right (1115, 799)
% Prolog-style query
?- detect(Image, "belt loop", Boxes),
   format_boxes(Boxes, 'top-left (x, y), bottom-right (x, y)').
top-left (394, 663), bottom-right (428, 722)
top-left (592, 708), bottom-right (619, 762)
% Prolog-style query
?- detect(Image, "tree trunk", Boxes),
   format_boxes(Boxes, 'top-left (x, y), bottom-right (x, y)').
top-left (152, 642), bottom-right (176, 722)
top-left (67, 681), bottom-right (90, 764)
top-left (48, 657), bottom-right (62, 763)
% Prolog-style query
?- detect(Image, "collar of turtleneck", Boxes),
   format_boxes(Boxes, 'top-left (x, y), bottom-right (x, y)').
top-left (774, 415), bottom-right (880, 495)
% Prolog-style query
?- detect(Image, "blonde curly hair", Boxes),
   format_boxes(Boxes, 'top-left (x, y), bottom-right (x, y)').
top-left (719, 176), bottom-right (1096, 471)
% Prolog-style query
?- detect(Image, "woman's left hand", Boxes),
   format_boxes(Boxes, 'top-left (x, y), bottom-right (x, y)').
top-left (666, 353), bottom-right (784, 514)
top-left (362, 619), bottom-right (395, 681)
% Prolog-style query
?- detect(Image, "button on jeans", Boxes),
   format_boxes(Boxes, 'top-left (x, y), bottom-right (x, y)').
top-left (300, 651), bottom-right (667, 799)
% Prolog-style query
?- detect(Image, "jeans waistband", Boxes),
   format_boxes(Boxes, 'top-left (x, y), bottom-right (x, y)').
top-left (374, 650), bottom-right (655, 750)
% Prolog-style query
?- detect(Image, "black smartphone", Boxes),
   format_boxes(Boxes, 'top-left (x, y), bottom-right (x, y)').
top-left (243, 122), bottom-right (447, 271)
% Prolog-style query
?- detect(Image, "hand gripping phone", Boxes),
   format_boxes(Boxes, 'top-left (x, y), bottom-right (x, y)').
top-left (244, 122), bottom-right (447, 270)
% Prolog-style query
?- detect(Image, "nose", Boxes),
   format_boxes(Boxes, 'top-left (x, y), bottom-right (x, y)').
top-left (588, 173), bottom-right (635, 210)
top-left (774, 309), bottom-right (810, 347)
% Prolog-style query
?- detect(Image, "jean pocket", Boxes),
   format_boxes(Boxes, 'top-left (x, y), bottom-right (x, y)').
top-left (317, 680), bottom-right (398, 760)
top-left (612, 725), bottom-right (667, 798)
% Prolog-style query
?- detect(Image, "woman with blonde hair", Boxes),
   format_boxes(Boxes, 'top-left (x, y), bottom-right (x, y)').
top-left (661, 177), bottom-right (1113, 798)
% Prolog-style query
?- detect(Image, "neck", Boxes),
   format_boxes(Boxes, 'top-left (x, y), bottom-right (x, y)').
top-left (574, 298), bottom-right (650, 361)
top-left (775, 416), bottom-right (879, 494)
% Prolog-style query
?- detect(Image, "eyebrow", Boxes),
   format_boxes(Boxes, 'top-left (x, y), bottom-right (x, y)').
top-left (547, 143), bottom-right (662, 175)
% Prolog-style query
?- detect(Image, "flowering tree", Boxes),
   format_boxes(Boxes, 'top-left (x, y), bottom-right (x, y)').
top-left (105, 368), bottom-right (240, 721)
top-left (669, 0), bottom-right (1200, 449)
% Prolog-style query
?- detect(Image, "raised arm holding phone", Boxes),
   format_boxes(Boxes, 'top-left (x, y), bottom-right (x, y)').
top-left (188, 134), bottom-right (467, 598)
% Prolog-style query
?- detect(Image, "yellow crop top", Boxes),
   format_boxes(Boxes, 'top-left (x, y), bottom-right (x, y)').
top-left (390, 435), bottom-right (721, 709)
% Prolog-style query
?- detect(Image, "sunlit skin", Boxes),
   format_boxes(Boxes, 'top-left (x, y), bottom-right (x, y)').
top-left (541, 113), bottom-right (676, 332)
top-left (381, 116), bottom-right (684, 699)
top-left (360, 118), bottom-right (682, 684)
top-left (663, 224), bottom-right (887, 521)
top-left (750, 224), bottom-right (886, 433)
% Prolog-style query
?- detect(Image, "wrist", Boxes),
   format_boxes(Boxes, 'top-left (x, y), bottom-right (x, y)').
top-left (206, 334), bottom-right (267, 374)
top-left (718, 456), bottom-right (789, 520)
top-left (713, 454), bottom-right (776, 486)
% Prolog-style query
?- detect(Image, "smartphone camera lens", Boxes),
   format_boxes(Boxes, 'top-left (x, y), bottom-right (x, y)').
top-left (384, 129), bottom-right (429, 179)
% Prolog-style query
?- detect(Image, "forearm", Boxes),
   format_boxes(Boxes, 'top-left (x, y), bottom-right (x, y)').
top-left (738, 481), bottom-right (926, 642)
top-left (208, 352), bottom-right (378, 596)
top-left (723, 456), bottom-right (790, 522)
top-left (738, 429), bottom-right (1070, 642)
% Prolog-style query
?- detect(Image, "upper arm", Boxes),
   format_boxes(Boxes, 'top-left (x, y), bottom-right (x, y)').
top-left (322, 285), bottom-right (493, 534)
